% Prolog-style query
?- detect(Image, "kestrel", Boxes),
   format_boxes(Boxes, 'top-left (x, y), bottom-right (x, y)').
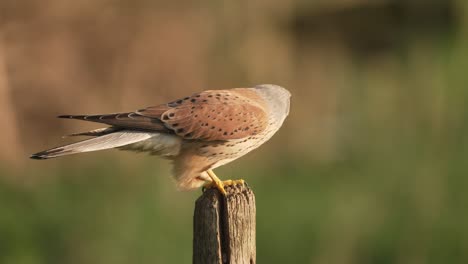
top-left (31, 84), bottom-right (291, 194)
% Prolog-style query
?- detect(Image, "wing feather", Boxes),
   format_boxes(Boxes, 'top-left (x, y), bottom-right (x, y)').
top-left (58, 88), bottom-right (268, 141)
top-left (58, 112), bottom-right (170, 132)
top-left (138, 89), bottom-right (268, 141)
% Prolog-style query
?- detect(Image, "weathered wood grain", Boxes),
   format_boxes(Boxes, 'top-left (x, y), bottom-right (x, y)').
top-left (193, 183), bottom-right (256, 264)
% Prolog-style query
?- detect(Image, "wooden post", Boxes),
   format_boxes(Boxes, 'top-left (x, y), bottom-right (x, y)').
top-left (193, 183), bottom-right (256, 264)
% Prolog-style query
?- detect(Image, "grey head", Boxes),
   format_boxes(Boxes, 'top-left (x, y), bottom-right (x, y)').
top-left (254, 84), bottom-right (291, 118)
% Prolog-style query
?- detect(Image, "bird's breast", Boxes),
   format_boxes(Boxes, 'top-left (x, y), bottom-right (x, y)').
top-left (191, 119), bottom-right (281, 169)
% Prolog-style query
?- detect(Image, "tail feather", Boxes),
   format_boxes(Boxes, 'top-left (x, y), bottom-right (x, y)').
top-left (30, 131), bottom-right (154, 159)
top-left (63, 127), bottom-right (121, 138)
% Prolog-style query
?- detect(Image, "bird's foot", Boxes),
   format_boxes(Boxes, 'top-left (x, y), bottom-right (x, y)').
top-left (203, 179), bottom-right (245, 195)
top-left (203, 177), bottom-right (227, 195)
top-left (222, 179), bottom-right (245, 187)
top-left (204, 169), bottom-right (246, 195)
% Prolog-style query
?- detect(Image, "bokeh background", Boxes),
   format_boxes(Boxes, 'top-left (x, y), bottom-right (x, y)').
top-left (1, 0), bottom-right (468, 263)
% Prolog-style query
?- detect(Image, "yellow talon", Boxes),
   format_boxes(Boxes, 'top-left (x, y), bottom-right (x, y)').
top-left (222, 179), bottom-right (245, 186)
top-left (205, 170), bottom-right (245, 195)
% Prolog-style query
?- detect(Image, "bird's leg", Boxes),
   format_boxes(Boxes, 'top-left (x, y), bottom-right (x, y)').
top-left (204, 170), bottom-right (245, 195)
top-left (205, 169), bottom-right (226, 195)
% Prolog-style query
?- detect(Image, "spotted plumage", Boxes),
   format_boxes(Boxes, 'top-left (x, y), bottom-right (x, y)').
top-left (31, 84), bottom-right (291, 191)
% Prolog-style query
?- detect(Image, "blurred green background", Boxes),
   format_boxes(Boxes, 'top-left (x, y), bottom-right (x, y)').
top-left (1, 0), bottom-right (468, 263)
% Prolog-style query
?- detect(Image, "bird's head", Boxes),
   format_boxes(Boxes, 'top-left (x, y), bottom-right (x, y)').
top-left (254, 84), bottom-right (291, 118)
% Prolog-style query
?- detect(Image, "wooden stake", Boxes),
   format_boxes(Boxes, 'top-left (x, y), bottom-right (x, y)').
top-left (193, 183), bottom-right (256, 264)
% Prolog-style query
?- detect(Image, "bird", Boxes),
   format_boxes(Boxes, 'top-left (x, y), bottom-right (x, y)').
top-left (30, 84), bottom-right (291, 195)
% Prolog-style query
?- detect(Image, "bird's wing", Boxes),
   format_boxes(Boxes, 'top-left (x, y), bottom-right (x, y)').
top-left (138, 89), bottom-right (268, 141)
top-left (59, 88), bottom-right (268, 141)
top-left (58, 111), bottom-right (171, 132)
